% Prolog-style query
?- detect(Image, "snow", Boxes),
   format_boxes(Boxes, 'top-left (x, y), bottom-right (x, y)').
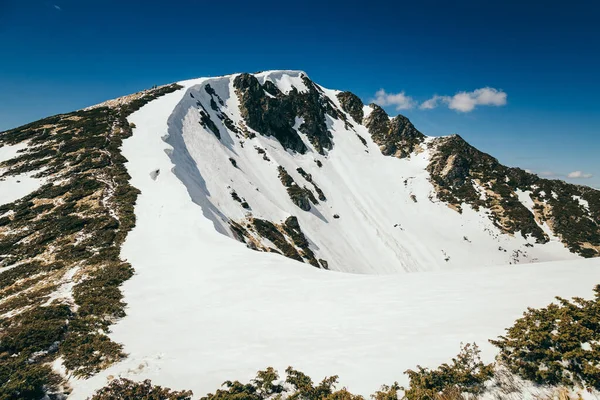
top-left (573, 195), bottom-right (590, 212)
top-left (255, 70), bottom-right (309, 94)
top-left (42, 265), bottom-right (80, 309)
top-left (0, 141), bottom-right (28, 161)
top-left (0, 142), bottom-right (44, 205)
top-left (68, 81), bottom-right (600, 399)
top-left (515, 189), bottom-right (570, 253)
top-left (143, 73), bottom-right (580, 273)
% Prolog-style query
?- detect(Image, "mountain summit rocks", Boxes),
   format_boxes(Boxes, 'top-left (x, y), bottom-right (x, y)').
top-left (363, 104), bottom-right (426, 158)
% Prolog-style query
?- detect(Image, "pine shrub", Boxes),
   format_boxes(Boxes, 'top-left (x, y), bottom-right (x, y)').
top-left (491, 285), bottom-right (600, 391)
top-left (402, 343), bottom-right (494, 399)
top-left (90, 378), bottom-right (193, 400)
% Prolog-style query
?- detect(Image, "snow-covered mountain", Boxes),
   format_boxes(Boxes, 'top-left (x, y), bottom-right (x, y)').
top-left (1, 71), bottom-right (599, 399)
top-left (135, 70), bottom-right (596, 273)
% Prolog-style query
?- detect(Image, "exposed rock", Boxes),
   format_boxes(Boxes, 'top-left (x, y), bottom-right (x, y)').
top-left (229, 221), bottom-right (250, 243)
top-left (312, 184), bottom-right (326, 202)
top-left (363, 104), bottom-right (425, 158)
top-left (288, 185), bottom-right (313, 211)
top-left (252, 218), bottom-right (303, 262)
top-left (283, 216), bottom-right (320, 267)
top-left (233, 73), bottom-right (339, 155)
top-left (278, 166), bottom-right (295, 187)
top-left (277, 166), bottom-right (317, 211)
top-left (337, 91), bottom-right (364, 123)
top-left (204, 83), bottom-right (224, 106)
top-left (233, 73), bottom-right (306, 153)
top-left (296, 167), bottom-right (326, 201)
top-left (230, 191), bottom-right (242, 203)
top-left (356, 134), bottom-right (367, 147)
top-left (427, 134), bottom-right (600, 256)
top-left (199, 109), bottom-right (221, 139)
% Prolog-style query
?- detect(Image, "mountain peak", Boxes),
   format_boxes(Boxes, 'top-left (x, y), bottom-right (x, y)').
top-left (1, 71), bottom-right (599, 400)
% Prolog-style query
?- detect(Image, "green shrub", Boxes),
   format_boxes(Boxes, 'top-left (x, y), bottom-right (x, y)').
top-left (200, 367), bottom-right (362, 400)
top-left (402, 343), bottom-right (494, 400)
top-left (90, 378), bottom-right (193, 400)
top-left (61, 330), bottom-right (126, 378)
top-left (285, 367), bottom-right (338, 400)
top-left (200, 379), bottom-right (261, 400)
top-left (491, 285), bottom-right (600, 391)
top-left (370, 383), bottom-right (400, 400)
top-left (252, 366), bottom-right (284, 396)
top-left (0, 303), bottom-right (72, 354)
top-left (0, 355), bottom-right (61, 400)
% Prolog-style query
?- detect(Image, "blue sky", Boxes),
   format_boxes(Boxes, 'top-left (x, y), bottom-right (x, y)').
top-left (1, 0), bottom-right (598, 187)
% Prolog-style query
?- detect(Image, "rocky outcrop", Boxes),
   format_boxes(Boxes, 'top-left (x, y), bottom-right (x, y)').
top-left (233, 74), bottom-right (307, 153)
top-left (230, 216), bottom-right (323, 268)
top-left (427, 135), bottom-right (600, 256)
top-left (363, 104), bottom-right (425, 158)
top-left (337, 91), bottom-right (364, 123)
top-left (233, 73), bottom-right (339, 155)
top-left (296, 167), bottom-right (327, 201)
top-left (283, 216), bottom-right (321, 267)
top-left (277, 166), bottom-right (317, 211)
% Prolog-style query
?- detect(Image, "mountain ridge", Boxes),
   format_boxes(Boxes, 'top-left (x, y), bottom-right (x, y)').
top-left (0, 70), bottom-right (599, 399)
top-left (152, 70), bottom-right (599, 271)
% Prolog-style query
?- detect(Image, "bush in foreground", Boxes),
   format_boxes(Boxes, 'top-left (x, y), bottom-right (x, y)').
top-left (491, 284), bottom-right (600, 391)
top-left (402, 343), bottom-right (494, 400)
top-left (89, 378), bottom-right (193, 400)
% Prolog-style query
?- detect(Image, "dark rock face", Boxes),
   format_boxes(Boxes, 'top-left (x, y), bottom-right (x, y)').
top-left (277, 166), bottom-right (317, 211)
top-left (427, 135), bottom-right (600, 256)
top-left (233, 73), bottom-right (339, 155)
top-left (230, 72), bottom-right (600, 260)
top-left (337, 91), bottom-right (364, 123)
top-left (363, 104), bottom-right (425, 158)
top-left (232, 215), bottom-right (324, 268)
top-left (233, 74), bottom-right (306, 153)
top-left (252, 218), bottom-right (303, 262)
top-left (427, 135), bottom-right (499, 189)
top-left (287, 186), bottom-right (313, 211)
top-left (283, 216), bottom-right (321, 267)
top-left (296, 167), bottom-right (327, 201)
top-left (198, 107), bottom-right (221, 139)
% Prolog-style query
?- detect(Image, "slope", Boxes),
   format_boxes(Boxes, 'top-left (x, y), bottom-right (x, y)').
top-left (152, 71), bottom-right (597, 274)
top-left (68, 81), bottom-right (600, 398)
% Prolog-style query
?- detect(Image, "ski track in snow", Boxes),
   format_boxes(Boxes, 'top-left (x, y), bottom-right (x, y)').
top-left (69, 74), bottom-right (600, 399)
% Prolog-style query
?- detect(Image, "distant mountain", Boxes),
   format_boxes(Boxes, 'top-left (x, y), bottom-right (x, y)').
top-left (0, 71), bottom-right (599, 399)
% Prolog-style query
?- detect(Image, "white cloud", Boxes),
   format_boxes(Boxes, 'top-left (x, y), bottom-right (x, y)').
top-left (53, 4), bottom-right (61, 10)
top-left (419, 95), bottom-right (446, 110)
top-left (373, 89), bottom-right (416, 110)
top-left (420, 87), bottom-right (507, 112)
top-left (567, 171), bottom-right (593, 179)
